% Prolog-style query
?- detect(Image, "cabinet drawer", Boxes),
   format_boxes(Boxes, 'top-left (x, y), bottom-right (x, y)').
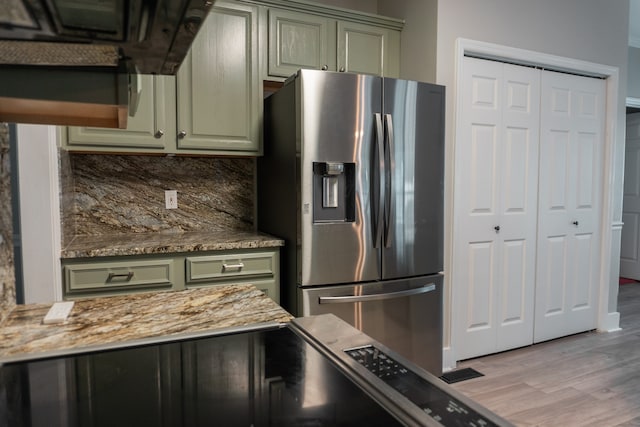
top-left (64, 259), bottom-right (176, 295)
top-left (186, 252), bottom-right (275, 284)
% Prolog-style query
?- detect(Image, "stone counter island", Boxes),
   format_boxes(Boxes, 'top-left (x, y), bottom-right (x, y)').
top-left (0, 284), bottom-right (293, 360)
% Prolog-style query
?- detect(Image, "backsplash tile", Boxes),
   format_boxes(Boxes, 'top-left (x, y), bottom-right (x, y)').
top-left (0, 123), bottom-right (16, 323)
top-left (60, 154), bottom-right (255, 243)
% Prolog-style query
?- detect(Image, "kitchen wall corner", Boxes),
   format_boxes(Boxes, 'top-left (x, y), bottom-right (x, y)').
top-left (0, 123), bottom-right (16, 323)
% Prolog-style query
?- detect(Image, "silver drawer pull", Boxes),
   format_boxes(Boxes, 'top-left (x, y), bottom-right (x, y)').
top-left (107, 272), bottom-right (134, 282)
top-left (222, 262), bottom-right (244, 272)
top-left (319, 284), bottom-right (436, 304)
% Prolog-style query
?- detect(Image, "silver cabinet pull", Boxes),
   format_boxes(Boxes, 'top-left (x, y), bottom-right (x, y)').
top-left (107, 272), bottom-right (134, 282)
top-left (178, 130), bottom-right (187, 139)
top-left (154, 130), bottom-right (164, 139)
top-left (222, 262), bottom-right (244, 272)
top-left (339, 66), bottom-right (345, 72)
top-left (319, 284), bottom-right (436, 304)
top-left (321, 65), bottom-right (328, 70)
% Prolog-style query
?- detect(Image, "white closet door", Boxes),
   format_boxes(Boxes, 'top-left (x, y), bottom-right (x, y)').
top-left (535, 71), bottom-right (605, 342)
top-left (620, 113), bottom-right (640, 280)
top-left (453, 57), bottom-right (540, 360)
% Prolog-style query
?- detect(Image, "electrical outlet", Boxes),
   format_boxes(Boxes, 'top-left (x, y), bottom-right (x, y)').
top-left (165, 190), bottom-right (178, 209)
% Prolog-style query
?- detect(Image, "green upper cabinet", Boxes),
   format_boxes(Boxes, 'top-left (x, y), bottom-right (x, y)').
top-left (64, 75), bottom-right (176, 152)
top-left (62, 1), bottom-right (261, 156)
top-left (267, 9), bottom-right (335, 78)
top-left (263, 1), bottom-right (403, 80)
top-left (338, 21), bottom-right (400, 78)
top-left (60, 0), bottom-right (402, 156)
top-left (177, 2), bottom-right (261, 153)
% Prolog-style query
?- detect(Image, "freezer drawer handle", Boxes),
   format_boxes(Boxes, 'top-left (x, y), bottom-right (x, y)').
top-left (318, 284), bottom-right (436, 304)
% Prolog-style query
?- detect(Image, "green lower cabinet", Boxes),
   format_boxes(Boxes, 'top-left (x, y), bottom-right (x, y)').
top-left (63, 257), bottom-right (178, 298)
top-left (62, 248), bottom-right (280, 303)
top-left (185, 249), bottom-right (280, 303)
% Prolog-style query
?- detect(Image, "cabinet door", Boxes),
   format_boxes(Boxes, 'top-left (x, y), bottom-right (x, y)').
top-left (267, 9), bottom-right (335, 78)
top-left (337, 21), bottom-right (399, 77)
top-left (74, 345), bottom-right (182, 426)
top-left (176, 2), bottom-right (260, 154)
top-left (185, 249), bottom-right (280, 303)
top-left (63, 75), bottom-right (176, 152)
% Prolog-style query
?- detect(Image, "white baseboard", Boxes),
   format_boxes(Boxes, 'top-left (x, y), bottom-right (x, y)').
top-left (598, 311), bottom-right (621, 332)
top-left (442, 346), bottom-right (457, 372)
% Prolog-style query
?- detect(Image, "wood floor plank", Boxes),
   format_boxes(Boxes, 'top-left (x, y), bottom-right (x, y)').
top-left (451, 284), bottom-right (640, 426)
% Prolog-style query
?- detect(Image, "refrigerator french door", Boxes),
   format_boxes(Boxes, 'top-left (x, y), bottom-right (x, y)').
top-left (258, 69), bottom-right (445, 374)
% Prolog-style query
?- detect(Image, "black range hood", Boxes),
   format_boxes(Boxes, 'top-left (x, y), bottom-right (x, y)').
top-left (0, 0), bottom-right (214, 128)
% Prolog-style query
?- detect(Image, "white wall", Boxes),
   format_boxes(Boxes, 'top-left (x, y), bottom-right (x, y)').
top-left (436, 0), bottom-right (629, 344)
top-left (311, 0), bottom-right (378, 14)
top-left (629, 46), bottom-right (640, 99)
top-left (377, 0), bottom-right (437, 83)
top-left (16, 125), bottom-right (62, 303)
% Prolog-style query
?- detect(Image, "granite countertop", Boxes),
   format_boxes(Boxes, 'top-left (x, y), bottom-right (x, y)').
top-left (0, 284), bottom-right (293, 360)
top-left (62, 230), bottom-right (285, 258)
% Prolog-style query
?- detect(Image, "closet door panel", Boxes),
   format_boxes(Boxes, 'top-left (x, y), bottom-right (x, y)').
top-left (497, 64), bottom-right (539, 352)
top-left (463, 241), bottom-right (497, 356)
top-left (538, 235), bottom-right (569, 317)
top-left (453, 57), bottom-right (539, 360)
top-left (496, 238), bottom-right (530, 350)
top-left (534, 70), bottom-right (605, 343)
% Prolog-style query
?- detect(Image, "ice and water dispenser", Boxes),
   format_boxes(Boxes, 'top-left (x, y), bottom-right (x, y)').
top-left (312, 162), bottom-right (356, 223)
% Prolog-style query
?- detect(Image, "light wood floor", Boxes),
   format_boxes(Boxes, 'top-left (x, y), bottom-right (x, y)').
top-left (451, 283), bottom-right (640, 426)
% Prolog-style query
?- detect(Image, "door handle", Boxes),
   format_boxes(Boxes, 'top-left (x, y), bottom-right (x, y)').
top-left (373, 113), bottom-right (385, 249)
top-left (318, 284), bottom-right (436, 304)
top-left (383, 113), bottom-right (395, 248)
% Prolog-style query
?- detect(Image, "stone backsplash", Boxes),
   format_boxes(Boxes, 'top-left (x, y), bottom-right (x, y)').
top-left (0, 123), bottom-right (16, 323)
top-left (60, 153), bottom-right (255, 246)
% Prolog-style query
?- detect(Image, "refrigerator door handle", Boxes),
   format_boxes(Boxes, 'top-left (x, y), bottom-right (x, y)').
top-left (384, 113), bottom-right (395, 248)
top-left (373, 113), bottom-right (385, 249)
top-left (318, 283), bottom-right (436, 304)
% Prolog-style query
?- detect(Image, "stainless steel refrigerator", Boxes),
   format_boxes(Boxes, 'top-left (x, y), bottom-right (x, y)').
top-left (258, 69), bottom-right (445, 374)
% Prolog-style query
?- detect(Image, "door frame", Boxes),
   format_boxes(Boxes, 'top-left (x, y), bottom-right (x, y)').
top-left (449, 38), bottom-right (621, 367)
top-left (620, 109), bottom-right (640, 279)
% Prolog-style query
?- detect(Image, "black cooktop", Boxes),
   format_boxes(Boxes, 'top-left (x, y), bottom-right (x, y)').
top-left (1, 316), bottom-right (513, 427)
top-left (0, 326), bottom-right (403, 427)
